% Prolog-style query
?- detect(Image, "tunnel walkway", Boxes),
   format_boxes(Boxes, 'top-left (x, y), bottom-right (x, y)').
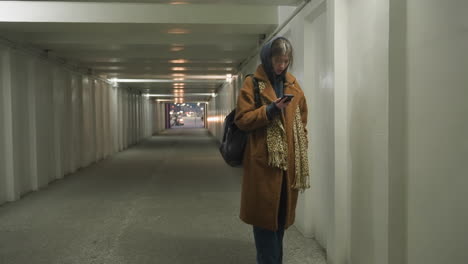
top-left (0, 129), bottom-right (326, 264)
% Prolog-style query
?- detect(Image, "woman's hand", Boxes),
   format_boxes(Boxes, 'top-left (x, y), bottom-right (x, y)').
top-left (274, 97), bottom-right (292, 110)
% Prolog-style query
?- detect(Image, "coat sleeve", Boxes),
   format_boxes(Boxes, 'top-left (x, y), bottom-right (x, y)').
top-left (234, 76), bottom-right (271, 131)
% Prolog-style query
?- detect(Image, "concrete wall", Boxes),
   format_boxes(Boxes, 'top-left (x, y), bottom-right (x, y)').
top-left (275, 2), bottom-right (393, 264)
top-left (301, 1), bottom-right (333, 250)
top-left (267, 1), bottom-right (401, 264)
top-left (207, 75), bottom-right (243, 142)
top-left (272, 0), bottom-right (335, 255)
top-left (0, 44), bottom-right (154, 205)
top-left (345, 1), bottom-right (390, 264)
top-left (328, 1), bottom-right (467, 264)
top-left (152, 101), bottom-right (167, 134)
top-left (402, 1), bottom-right (468, 263)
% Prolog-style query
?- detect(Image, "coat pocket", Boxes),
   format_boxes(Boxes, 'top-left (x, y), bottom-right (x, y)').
top-left (249, 129), bottom-right (268, 160)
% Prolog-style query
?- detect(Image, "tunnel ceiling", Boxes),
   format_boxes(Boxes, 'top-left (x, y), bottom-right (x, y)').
top-left (31, 0), bottom-right (302, 4)
top-left (0, 0), bottom-right (299, 102)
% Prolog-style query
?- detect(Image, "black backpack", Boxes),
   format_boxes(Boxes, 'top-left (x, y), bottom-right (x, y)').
top-left (219, 75), bottom-right (261, 167)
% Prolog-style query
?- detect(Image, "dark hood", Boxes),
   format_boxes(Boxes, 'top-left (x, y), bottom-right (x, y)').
top-left (260, 36), bottom-right (289, 85)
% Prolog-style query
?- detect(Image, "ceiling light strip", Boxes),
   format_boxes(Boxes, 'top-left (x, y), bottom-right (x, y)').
top-left (144, 93), bottom-right (215, 97)
top-left (114, 79), bottom-right (224, 83)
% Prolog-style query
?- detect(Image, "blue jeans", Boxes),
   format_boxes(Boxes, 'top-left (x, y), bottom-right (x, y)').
top-left (253, 176), bottom-right (287, 264)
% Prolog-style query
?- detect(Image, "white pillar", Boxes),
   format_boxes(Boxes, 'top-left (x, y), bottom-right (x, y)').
top-left (52, 66), bottom-right (65, 180)
top-left (26, 57), bottom-right (39, 190)
top-left (63, 69), bottom-right (72, 174)
top-left (70, 73), bottom-right (82, 172)
top-left (104, 84), bottom-right (111, 157)
top-left (117, 87), bottom-right (122, 151)
top-left (0, 48), bottom-right (19, 201)
top-left (329, 0), bottom-right (351, 263)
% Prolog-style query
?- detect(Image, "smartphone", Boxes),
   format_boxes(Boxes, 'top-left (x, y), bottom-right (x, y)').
top-left (280, 94), bottom-right (294, 103)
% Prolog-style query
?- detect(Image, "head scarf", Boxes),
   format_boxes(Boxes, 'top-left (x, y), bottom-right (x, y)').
top-left (260, 36), bottom-right (290, 88)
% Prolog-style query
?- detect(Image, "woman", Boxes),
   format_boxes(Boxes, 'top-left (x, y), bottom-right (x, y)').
top-left (234, 36), bottom-right (310, 264)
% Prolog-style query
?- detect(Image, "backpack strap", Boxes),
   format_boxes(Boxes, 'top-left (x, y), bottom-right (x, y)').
top-left (245, 74), bottom-right (262, 108)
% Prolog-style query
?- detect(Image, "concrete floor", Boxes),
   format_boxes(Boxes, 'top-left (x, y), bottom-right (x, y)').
top-left (0, 128), bottom-right (327, 264)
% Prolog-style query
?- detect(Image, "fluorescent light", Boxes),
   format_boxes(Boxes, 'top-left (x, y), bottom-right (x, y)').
top-left (167, 28), bottom-right (189, 34)
top-left (111, 79), bottom-right (222, 83)
top-left (145, 93), bottom-right (215, 97)
top-left (187, 75), bottom-right (226, 80)
top-left (170, 46), bottom-right (184, 52)
top-left (113, 79), bottom-right (167, 83)
top-left (169, 59), bottom-right (188, 64)
top-left (110, 78), bottom-right (118, 87)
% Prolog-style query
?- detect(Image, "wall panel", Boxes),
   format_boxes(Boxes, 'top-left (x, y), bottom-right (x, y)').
top-left (35, 60), bottom-right (55, 187)
top-left (0, 45), bottom-right (157, 205)
top-left (52, 66), bottom-right (66, 180)
top-left (0, 47), bottom-right (16, 202)
top-left (11, 51), bottom-right (34, 194)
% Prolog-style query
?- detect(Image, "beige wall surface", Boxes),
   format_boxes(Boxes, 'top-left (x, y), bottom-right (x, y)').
top-left (405, 1), bottom-right (468, 263)
top-left (0, 44), bottom-right (154, 205)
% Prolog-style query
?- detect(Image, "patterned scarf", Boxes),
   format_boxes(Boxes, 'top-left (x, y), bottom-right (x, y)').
top-left (258, 82), bottom-right (310, 192)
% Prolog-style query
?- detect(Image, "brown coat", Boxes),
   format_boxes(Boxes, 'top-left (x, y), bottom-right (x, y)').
top-left (234, 65), bottom-right (308, 231)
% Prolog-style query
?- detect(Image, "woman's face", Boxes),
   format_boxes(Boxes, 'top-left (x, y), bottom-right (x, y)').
top-left (272, 55), bottom-right (290, 75)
